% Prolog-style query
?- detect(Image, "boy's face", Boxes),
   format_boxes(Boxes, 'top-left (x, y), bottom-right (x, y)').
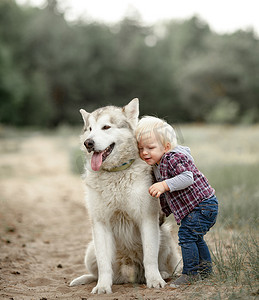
top-left (138, 133), bottom-right (169, 165)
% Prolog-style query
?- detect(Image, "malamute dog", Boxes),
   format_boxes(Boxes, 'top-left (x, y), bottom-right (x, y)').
top-left (70, 98), bottom-right (180, 294)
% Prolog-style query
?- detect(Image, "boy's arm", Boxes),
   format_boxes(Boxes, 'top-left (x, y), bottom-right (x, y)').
top-left (149, 171), bottom-right (194, 198)
top-left (164, 152), bottom-right (194, 192)
top-left (150, 152), bottom-right (194, 198)
top-left (165, 171), bottom-right (193, 192)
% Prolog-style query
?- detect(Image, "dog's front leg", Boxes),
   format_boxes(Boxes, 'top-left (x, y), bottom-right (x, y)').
top-left (91, 220), bottom-right (114, 294)
top-left (141, 218), bottom-right (166, 288)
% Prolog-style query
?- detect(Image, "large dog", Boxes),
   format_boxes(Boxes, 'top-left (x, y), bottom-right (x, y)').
top-left (70, 99), bottom-right (181, 294)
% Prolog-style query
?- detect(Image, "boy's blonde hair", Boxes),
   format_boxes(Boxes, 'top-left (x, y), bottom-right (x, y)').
top-left (135, 116), bottom-right (177, 149)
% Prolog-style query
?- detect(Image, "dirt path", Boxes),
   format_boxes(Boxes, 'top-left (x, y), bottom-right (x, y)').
top-left (0, 131), bottom-right (218, 300)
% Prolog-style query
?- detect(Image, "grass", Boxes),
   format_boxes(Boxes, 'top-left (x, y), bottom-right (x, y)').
top-left (212, 233), bottom-right (258, 283)
top-left (208, 163), bottom-right (259, 229)
top-left (208, 232), bottom-right (259, 299)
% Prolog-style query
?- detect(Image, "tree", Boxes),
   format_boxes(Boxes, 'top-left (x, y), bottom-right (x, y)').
top-left (0, 1), bottom-right (258, 126)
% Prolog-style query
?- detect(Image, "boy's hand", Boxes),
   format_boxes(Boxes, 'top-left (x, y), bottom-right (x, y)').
top-left (149, 181), bottom-right (169, 198)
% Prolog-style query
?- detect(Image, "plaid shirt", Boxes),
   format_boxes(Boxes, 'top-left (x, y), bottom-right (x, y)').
top-left (153, 151), bottom-right (215, 224)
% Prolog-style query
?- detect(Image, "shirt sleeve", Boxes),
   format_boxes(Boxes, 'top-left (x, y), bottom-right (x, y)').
top-left (166, 152), bottom-right (193, 176)
top-left (165, 171), bottom-right (194, 192)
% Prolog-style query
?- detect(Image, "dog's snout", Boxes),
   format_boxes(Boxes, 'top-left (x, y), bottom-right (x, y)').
top-left (84, 139), bottom-right (95, 152)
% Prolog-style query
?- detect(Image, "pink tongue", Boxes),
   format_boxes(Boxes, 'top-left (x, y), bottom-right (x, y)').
top-left (91, 152), bottom-right (103, 171)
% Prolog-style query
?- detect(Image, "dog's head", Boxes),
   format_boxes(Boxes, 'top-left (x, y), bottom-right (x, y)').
top-left (80, 98), bottom-right (139, 172)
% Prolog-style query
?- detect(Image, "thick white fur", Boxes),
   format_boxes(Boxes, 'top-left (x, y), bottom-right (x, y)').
top-left (70, 99), bottom-right (181, 294)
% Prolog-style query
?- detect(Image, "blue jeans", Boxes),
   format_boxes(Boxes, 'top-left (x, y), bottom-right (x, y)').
top-left (178, 195), bottom-right (218, 276)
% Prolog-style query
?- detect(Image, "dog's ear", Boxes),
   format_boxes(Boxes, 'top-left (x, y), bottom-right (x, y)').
top-left (79, 109), bottom-right (90, 128)
top-left (123, 98), bottom-right (139, 129)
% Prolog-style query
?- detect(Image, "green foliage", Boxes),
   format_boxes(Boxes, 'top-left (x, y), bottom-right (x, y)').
top-left (0, 1), bottom-right (259, 126)
top-left (206, 98), bottom-right (239, 123)
top-left (177, 30), bottom-right (259, 123)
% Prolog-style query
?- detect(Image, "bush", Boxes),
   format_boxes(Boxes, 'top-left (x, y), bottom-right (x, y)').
top-left (207, 98), bottom-right (240, 124)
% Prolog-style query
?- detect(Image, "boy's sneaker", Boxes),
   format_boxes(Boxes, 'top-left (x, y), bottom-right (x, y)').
top-left (170, 274), bottom-right (201, 288)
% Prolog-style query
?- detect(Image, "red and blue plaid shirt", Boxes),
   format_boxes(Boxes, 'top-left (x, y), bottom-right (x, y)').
top-left (154, 151), bottom-right (215, 224)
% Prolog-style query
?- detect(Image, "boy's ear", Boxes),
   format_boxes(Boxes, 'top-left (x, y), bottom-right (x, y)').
top-left (165, 142), bottom-right (171, 152)
top-left (79, 109), bottom-right (90, 127)
top-left (123, 98), bottom-right (139, 129)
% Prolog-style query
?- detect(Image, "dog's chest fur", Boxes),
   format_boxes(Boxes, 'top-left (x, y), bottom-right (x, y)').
top-left (84, 160), bottom-right (158, 224)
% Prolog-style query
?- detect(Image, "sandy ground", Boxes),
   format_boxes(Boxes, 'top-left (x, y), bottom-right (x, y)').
top-left (0, 130), bottom-right (219, 300)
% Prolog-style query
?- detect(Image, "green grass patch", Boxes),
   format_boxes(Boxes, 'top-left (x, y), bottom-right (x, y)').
top-left (209, 230), bottom-right (259, 298)
top-left (207, 163), bottom-right (259, 229)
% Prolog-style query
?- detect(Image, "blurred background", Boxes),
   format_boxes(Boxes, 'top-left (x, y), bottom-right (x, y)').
top-left (1, 0), bottom-right (259, 127)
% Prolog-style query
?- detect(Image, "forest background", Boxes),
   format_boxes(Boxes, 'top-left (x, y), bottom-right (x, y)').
top-left (1, 0), bottom-right (259, 128)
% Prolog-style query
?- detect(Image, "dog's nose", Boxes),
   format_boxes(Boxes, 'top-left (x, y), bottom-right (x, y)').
top-left (84, 139), bottom-right (95, 152)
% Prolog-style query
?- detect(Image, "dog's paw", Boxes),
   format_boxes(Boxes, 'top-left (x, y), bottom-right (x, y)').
top-left (70, 274), bottom-right (96, 286)
top-left (160, 271), bottom-right (170, 280)
top-left (146, 277), bottom-right (167, 289)
top-left (91, 284), bottom-right (112, 294)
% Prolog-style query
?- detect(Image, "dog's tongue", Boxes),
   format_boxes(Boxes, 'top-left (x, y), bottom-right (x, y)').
top-left (91, 152), bottom-right (103, 171)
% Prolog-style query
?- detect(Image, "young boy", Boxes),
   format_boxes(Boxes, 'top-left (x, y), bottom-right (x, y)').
top-left (136, 116), bottom-right (218, 287)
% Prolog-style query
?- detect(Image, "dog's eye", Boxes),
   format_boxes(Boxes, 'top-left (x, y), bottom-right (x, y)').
top-left (89, 127), bottom-right (92, 131)
top-left (102, 125), bottom-right (111, 130)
